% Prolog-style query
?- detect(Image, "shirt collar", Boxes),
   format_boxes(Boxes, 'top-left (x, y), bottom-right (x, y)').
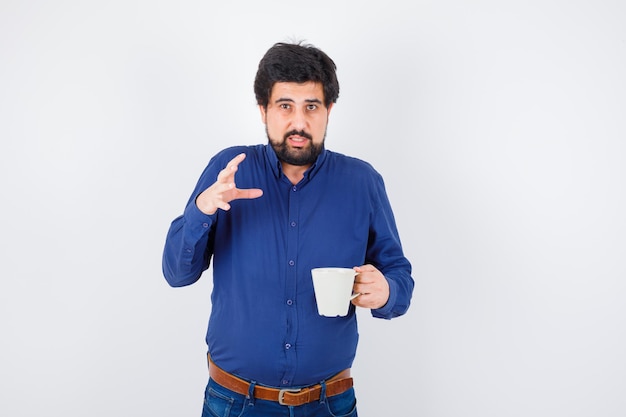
top-left (264, 144), bottom-right (328, 181)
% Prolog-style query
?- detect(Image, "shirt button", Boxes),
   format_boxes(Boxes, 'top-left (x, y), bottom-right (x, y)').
top-left (288, 260), bottom-right (295, 266)
top-left (292, 186), bottom-right (297, 192)
top-left (202, 222), bottom-right (209, 228)
top-left (282, 380), bottom-right (289, 385)
top-left (285, 343), bottom-right (292, 350)
top-left (290, 221), bottom-right (297, 227)
top-left (286, 299), bottom-right (293, 306)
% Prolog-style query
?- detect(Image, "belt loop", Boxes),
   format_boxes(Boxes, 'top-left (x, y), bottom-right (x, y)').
top-left (246, 381), bottom-right (257, 407)
top-left (319, 380), bottom-right (327, 405)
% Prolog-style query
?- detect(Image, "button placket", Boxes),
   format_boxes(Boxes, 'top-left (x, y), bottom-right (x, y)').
top-left (281, 182), bottom-right (301, 386)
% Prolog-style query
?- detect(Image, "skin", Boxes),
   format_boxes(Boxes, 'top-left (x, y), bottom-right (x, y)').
top-left (195, 81), bottom-right (389, 309)
top-left (260, 81), bottom-right (331, 184)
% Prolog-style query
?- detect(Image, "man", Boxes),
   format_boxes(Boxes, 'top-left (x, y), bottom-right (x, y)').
top-left (162, 41), bottom-right (414, 417)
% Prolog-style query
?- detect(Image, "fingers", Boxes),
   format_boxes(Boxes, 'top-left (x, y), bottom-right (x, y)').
top-left (351, 265), bottom-right (390, 309)
top-left (352, 264), bottom-right (379, 285)
top-left (217, 154), bottom-right (263, 199)
top-left (196, 153), bottom-right (263, 215)
top-left (353, 264), bottom-right (377, 275)
top-left (216, 153), bottom-right (247, 185)
top-left (237, 188), bottom-right (264, 200)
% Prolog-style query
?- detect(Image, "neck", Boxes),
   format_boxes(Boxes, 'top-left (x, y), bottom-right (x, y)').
top-left (281, 162), bottom-right (310, 185)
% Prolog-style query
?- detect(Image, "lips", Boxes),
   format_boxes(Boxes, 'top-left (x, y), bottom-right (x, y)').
top-left (284, 130), bottom-right (313, 148)
top-left (288, 135), bottom-right (308, 147)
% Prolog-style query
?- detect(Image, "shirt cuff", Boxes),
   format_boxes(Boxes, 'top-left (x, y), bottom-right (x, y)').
top-left (182, 199), bottom-right (217, 243)
top-left (371, 278), bottom-right (398, 319)
top-left (185, 198), bottom-right (216, 222)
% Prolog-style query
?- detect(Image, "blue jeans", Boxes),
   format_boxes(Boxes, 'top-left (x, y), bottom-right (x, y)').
top-left (201, 378), bottom-right (358, 417)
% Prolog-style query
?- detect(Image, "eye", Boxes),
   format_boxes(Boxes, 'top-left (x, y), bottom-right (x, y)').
top-left (306, 104), bottom-right (318, 111)
top-left (280, 103), bottom-right (291, 110)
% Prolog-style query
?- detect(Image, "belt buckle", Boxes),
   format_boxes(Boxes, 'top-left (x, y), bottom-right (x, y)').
top-left (278, 388), bottom-right (302, 406)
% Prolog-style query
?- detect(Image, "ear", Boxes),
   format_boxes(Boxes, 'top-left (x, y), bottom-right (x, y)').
top-left (326, 102), bottom-right (334, 117)
top-left (259, 105), bottom-right (267, 124)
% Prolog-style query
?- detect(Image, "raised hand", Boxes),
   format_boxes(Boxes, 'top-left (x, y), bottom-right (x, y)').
top-left (195, 153), bottom-right (264, 215)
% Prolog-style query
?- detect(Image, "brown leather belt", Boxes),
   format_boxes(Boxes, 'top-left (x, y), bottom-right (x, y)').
top-left (208, 356), bottom-right (353, 406)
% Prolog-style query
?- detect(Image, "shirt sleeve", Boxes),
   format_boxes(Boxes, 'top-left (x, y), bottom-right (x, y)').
top-left (161, 152), bottom-right (231, 287)
top-left (365, 173), bottom-right (415, 319)
top-left (162, 201), bottom-right (217, 287)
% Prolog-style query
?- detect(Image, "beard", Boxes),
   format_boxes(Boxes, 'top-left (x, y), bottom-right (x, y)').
top-left (267, 128), bottom-right (325, 166)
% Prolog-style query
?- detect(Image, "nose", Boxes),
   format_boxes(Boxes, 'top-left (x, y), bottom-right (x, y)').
top-left (290, 107), bottom-right (307, 130)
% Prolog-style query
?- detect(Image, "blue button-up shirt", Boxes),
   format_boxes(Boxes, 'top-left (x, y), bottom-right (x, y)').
top-left (162, 144), bottom-right (413, 387)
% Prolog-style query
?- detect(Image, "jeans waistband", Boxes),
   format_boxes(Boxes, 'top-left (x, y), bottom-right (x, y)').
top-left (207, 355), bottom-right (353, 406)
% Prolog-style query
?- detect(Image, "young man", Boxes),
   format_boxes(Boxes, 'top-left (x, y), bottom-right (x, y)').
top-left (163, 41), bottom-right (414, 417)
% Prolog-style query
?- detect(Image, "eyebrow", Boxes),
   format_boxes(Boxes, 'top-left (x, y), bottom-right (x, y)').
top-left (275, 97), bottom-right (323, 104)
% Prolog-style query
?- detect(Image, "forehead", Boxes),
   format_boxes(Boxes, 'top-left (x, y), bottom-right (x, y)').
top-left (269, 81), bottom-right (325, 103)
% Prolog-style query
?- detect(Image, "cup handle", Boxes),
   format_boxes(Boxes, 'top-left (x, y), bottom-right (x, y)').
top-left (350, 270), bottom-right (361, 300)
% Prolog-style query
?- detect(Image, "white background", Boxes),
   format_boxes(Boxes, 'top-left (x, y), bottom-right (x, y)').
top-left (2, 1), bottom-right (625, 416)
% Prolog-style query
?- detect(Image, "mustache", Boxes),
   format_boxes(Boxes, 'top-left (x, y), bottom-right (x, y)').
top-left (283, 130), bottom-right (313, 141)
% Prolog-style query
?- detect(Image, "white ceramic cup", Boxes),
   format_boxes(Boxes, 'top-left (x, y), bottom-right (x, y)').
top-left (311, 267), bottom-right (361, 317)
